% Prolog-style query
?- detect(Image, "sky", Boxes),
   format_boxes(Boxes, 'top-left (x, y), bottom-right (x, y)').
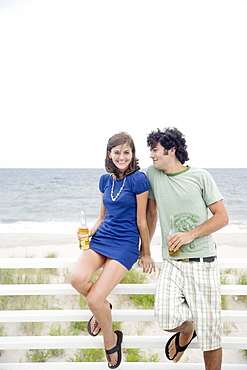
top-left (0, 0), bottom-right (246, 169)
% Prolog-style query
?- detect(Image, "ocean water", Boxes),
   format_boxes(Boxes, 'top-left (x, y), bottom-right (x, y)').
top-left (0, 168), bottom-right (246, 234)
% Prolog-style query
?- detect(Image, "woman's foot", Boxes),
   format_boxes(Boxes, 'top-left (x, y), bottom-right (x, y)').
top-left (87, 316), bottom-right (101, 336)
top-left (87, 302), bottom-right (112, 336)
top-left (105, 330), bottom-right (123, 369)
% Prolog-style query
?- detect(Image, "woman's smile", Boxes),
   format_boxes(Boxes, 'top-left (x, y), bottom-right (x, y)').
top-left (109, 144), bottom-right (133, 172)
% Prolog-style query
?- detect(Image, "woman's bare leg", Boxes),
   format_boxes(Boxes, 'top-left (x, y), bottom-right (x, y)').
top-left (86, 258), bottom-right (128, 367)
top-left (70, 249), bottom-right (106, 297)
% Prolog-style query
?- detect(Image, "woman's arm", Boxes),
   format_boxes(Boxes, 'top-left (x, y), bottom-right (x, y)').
top-left (136, 191), bottom-right (155, 273)
top-left (89, 193), bottom-right (106, 237)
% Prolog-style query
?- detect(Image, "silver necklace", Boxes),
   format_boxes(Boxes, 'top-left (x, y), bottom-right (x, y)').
top-left (110, 176), bottom-right (126, 201)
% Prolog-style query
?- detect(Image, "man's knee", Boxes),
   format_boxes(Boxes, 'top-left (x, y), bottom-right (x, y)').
top-left (164, 320), bottom-right (194, 334)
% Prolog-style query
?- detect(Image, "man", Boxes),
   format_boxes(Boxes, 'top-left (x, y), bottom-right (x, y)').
top-left (146, 127), bottom-right (228, 370)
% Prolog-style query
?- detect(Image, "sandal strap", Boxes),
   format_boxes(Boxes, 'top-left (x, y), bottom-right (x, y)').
top-left (105, 344), bottom-right (120, 355)
top-left (175, 331), bottom-right (197, 353)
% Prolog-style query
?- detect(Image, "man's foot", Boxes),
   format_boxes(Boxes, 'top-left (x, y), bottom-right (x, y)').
top-left (165, 330), bottom-right (197, 362)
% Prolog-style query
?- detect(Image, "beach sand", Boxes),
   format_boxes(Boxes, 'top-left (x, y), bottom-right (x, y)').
top-left (1, 231), bottom-right (247, 259)
top-left (0, 231), bottom-right (247, 365)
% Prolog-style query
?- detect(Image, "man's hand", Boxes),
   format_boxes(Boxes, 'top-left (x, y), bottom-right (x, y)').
top-left (168, 230), bottom-right (195, 253)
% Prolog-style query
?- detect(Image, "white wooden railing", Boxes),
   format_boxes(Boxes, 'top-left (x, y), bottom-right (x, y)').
top-left (0, 257), bottom-right (247, 369)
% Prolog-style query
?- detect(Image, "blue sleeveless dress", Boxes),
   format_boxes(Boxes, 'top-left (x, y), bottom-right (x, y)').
top-left (89, 171), bottom-right (150, 270)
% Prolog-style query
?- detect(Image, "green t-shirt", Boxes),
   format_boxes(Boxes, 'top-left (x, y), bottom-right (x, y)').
top-left (146, 165), bottom-right (223, 259)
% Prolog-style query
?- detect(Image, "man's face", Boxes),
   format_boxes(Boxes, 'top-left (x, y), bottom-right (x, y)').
top-left (150, 142), bottom-right (170, 170)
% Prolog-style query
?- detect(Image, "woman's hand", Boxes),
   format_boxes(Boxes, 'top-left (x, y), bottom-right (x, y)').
top-left (138, 255), bottom-right (156, 274)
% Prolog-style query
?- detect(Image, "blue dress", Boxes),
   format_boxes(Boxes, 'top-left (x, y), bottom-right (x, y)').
top-left (89, 171), bottom-right (150, 270)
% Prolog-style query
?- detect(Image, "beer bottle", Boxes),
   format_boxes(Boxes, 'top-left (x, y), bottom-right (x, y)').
top-left (78, 210), bottom-right (90, 249)
top-left (168, 215), bottom-right (180, 256)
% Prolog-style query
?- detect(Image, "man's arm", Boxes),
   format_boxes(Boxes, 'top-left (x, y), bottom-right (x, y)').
top-left (168, 200), bottom-right (229, 253)
top-left (146, 198), bottom-right (158, 242)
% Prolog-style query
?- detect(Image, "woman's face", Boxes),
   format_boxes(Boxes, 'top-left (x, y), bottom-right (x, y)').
top-left (109, 143), bottom-right (133, 174)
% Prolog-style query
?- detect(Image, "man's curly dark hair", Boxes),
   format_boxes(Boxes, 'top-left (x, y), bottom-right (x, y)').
top-left (147, 127), bottom-right (189, 164)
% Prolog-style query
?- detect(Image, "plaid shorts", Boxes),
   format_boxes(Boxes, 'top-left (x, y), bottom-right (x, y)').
top-left (154, 259), bottom-right (222, 351)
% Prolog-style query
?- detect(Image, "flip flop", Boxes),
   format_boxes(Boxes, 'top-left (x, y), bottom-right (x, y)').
top-left (87, 302), bottom-right (112, 336)
top-left (165, 330), bottom-right (197, 361)
top-left (105, 330), bottom-right (123, 369)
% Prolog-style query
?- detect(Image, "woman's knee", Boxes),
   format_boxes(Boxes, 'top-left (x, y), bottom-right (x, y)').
top-left (70, 270), bottom-right (91, 296)
top-left (86, 291), bottom-right (105, 312)
top-left (70, 270), bottom-right (80, 290)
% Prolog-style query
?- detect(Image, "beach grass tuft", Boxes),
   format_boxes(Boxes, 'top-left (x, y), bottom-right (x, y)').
top-left (68, 348), bottom-right (105, 362)
top-left (237, 271), bottom-right (247, 304)
top-left (124, 348), bottom-right (160, 362)
top-left (119, 268), bottom-right (155, 308)
top-left (70, 321), bottom-right (87, 335)
top-left (242, 350), bottom-right (247, 360)
top-left (0, 325), bottom-right (4, 357)
top-left (26, 349), bottom-right (52, 362)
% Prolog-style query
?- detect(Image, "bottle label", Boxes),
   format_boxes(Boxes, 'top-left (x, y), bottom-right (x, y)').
top-left (78, 228), bottom-right (90, 249)
top-left (78, 229), bottom-right (89, 238)
top-left (78, 232), bottom-right (89, 238)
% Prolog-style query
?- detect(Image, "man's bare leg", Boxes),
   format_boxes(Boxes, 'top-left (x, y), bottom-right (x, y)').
top-left (204, 348), bottom-right (222, 370)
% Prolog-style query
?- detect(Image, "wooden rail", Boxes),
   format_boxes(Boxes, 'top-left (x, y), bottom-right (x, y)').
top-left (0, 257), bottom-right (246, 369)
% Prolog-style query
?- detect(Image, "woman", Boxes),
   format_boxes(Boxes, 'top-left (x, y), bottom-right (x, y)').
top-left (71, 132), bottom-right (155, 369)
